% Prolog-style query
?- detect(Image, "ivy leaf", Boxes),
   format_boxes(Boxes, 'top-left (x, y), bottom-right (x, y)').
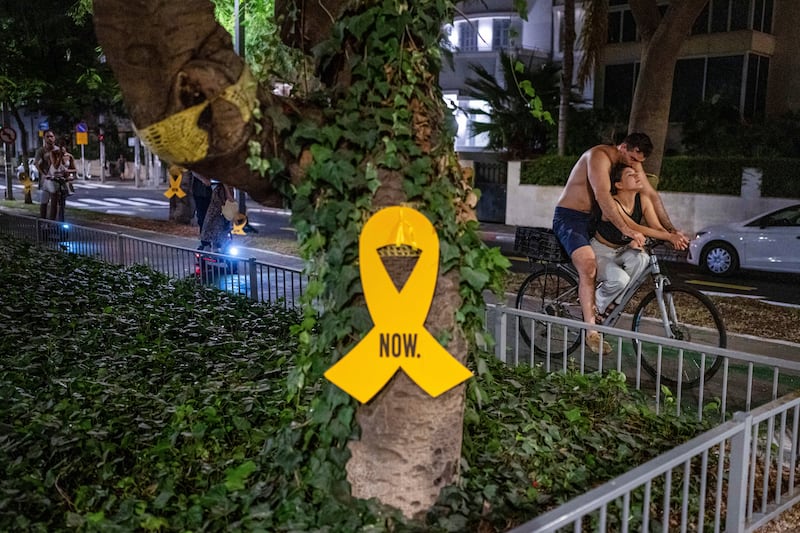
top-left (460, 266), bottom-right (490, 291)
top-left (224, 460), bottom-right (258, 491)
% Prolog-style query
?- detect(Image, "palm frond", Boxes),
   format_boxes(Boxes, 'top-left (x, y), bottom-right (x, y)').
top-left (577, 0), bottom-right (608, 89)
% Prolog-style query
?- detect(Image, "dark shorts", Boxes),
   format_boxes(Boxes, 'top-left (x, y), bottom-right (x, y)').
top-left (553, 206), bottom-right (594, 257)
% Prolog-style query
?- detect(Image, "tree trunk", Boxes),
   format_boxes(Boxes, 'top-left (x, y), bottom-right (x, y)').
top-left (628, 0), bottom-right (709, 174)
top-left (346, 255), bottom-right (467, 519)
top-left (11, 106), bottom-right (33, 204)
top-left (93, 0), bottom-right (476, 519)
top-left (558, 0), bottom-right (575, 155)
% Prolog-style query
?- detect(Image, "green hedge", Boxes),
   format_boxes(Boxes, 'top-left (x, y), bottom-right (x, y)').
top-left (519, 156), bottom-right (800, 198)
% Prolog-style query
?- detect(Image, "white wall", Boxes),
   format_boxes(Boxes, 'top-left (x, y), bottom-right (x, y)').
top-left (503, 161), bottom-right (798, 236)
top-left (522, 0), bottom-right (554, 52)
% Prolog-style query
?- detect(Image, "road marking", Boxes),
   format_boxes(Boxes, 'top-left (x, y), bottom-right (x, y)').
top-left (103, 198), bottom-right (151, 206)
top-left (685, 279), bottom-right (757, 291)
top-left (73, 182), bottom-right (116, 189)
top-left (74, 198), bottom-right (119, 207)
top-left (129, 197), bottom-right (170, 206)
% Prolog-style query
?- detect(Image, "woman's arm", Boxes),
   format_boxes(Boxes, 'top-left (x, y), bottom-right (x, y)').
top-left (630, 195), bottom-right (685, 249)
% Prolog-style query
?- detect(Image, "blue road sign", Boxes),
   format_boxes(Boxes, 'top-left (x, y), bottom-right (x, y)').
top-left (38, 120), bottom-right (49, 131)
top-left (76, 122), bottom-right (87, 133)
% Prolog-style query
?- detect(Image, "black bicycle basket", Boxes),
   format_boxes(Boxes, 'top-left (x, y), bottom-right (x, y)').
top-left (514, 227), bottom-right (570, 263)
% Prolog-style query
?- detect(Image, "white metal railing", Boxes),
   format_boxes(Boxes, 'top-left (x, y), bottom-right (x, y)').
top-left (0, 212), bottom-right (306, 308)
top-left (488, 303), bottom-right (800, 422)
top-left (491, 303), bottom-right (800, 531)
top-left (510, 394), bottom-right (800, 532)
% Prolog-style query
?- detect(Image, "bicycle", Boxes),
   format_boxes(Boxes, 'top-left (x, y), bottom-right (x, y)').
top-left (513, 227), bottom-right (727, 388)
top-left (47, 170), bottom-right (76, 222)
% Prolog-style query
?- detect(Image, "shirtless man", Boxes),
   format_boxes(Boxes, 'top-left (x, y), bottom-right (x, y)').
top-left (552, 132), bottom-right (688, 353)
top-left (34, 131), bottom-right (57, 219)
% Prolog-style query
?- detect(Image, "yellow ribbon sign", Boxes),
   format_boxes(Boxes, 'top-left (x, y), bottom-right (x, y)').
top-left (231, 213), bottom-right (248, 235)
top-left (324, 206), bottom-right (473, 403)
top-left (19, 174), bottom-right (33, 195)
top-left (164, 173), bottom-right (186, 199)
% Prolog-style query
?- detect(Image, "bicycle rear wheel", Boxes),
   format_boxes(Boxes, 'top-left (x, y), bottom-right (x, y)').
top-left (631, 285), bottom-right (726, 388)
top-left (515, 268), bottom-right (582, 357)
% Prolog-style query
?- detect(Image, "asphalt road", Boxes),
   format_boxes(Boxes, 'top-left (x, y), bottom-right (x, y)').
top-left (9, 177), bottom-right (800, 307)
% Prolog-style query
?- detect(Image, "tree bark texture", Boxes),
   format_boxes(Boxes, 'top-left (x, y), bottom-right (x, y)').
top-left (347, 255), bottom-right (467, 519)
top-left (628, 0), bottom-right (709, 175)
top-left (93, 0), bottom-right (292, 205)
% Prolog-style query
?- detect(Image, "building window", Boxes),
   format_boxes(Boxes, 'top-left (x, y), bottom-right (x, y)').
top-left (694, 0), bottom-right (773, 34)
top-left (744, 54), bottom-right (769, 118)
top-left (492, 19), bottom-right (511, 50)
top-left (692, 3), bottom-right (711, 34)
top-left (753, 0), bottom-right (774, 33)
top-left (670, 58), bottom-right (706, 121)
top-left (608, 7), bottom-right (637, 43)
top-left (459, 22), bottom-right (478, 52)
top-left (706, 55), bottom-right (744, 104)
top-left (671, 56), bottom-right (746, 121)
top-left (730, 0), bottom-right (750, 30)
top-left (603, 63), bottom-right (638, 114)
top-left (605, 55), bottom-right (764, 122)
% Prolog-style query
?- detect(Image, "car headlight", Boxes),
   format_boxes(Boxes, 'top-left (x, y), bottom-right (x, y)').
top-left (694, 231), bottom-right (708, 239)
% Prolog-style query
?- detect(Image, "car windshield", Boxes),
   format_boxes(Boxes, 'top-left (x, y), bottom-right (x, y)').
top-left (748, 205), bottom-right (800, 227)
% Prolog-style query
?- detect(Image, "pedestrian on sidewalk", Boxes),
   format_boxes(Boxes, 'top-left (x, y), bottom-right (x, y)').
top-left (190, 171), bottom-right (213, 231)
top-left (199, 181), bottom-right (236, 251)
top-left (34, 130), bottom-right (57, 219)
top-left (117, 154), bottom-right (126, 180)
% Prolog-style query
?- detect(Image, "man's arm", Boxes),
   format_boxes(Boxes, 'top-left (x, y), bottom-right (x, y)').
top-left (639, 175), bottom-right (689, 247)
top-left (34, 148), bottom-right (47, 176)
top-left (637, 195), bottom-right (686, 250)
top-left (587, 151), bottom-right (645, 247)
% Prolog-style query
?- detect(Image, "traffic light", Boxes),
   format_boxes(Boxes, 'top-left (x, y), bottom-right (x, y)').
top-left (98, 133), bottom-right (105, 142)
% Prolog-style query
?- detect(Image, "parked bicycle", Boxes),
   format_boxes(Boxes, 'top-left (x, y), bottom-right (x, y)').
top-left (513, 227), bottom-right (726, 388)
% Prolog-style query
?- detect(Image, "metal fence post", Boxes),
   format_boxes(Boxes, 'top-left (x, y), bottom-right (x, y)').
top-left (247, 258), bottom-right (258, 302)
top-left (116, 233), bottom-right (125, 266)
top-left (494, 305), bottom-right (508, 364)
top-left (726, 411), bottom-right (752, 532)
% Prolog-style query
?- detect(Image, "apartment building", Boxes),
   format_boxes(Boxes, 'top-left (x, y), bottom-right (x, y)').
top-left (443, 0), bottom-right (800, 155)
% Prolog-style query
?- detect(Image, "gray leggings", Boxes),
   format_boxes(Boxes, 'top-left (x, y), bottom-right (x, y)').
top-left (591, 238), bottom-right (649, 314)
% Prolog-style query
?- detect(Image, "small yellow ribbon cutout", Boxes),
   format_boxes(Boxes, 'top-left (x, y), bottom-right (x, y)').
top-left (164, 173), bottom-right (186, 199)
top-left (19, 174), bottom-right (33, 195)
top-left (231, 213), bottom-right (248, 235)
top-left (324, 206), bottom-right (473, 403)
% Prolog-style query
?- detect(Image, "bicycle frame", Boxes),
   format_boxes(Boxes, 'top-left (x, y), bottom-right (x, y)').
top-left (540, 247), bottom-right (675, 337)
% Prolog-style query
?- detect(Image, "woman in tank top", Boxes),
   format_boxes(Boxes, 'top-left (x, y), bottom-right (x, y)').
top-left (591, 164), bottom-right (684, 317)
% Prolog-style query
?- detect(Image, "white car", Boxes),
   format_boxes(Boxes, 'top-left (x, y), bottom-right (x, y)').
top-left (16, 158), bottom-right (39, 182)
top-left (687, 204), bottom-right (800, 276)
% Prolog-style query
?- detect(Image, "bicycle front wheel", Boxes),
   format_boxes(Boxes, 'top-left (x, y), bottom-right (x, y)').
top-left (631, 285), bottom-right (726, 388)
top-left (515, 268), bottom-right (582, 357)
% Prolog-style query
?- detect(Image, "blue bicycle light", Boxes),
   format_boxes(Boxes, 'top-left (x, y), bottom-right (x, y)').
top-left (61, 223), bottom-right (70, 230)
top-left (228, 246), bottom-right (240, 257)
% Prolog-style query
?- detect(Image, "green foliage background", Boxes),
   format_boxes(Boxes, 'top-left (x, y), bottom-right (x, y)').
top-left (520, 155), bottom-right (800, 198)
top-left (0, 238), bottom-right (717, 531)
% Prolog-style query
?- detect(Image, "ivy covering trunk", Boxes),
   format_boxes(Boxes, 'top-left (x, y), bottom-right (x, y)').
top-left (92, 0), bottom-right (508, 517)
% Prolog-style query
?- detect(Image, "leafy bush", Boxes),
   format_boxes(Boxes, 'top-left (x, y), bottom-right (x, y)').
top-left (0, 239), bottom-right (714, 531)
top-left (519, 155), bottom-right (578, 186)
top-left (657, 157), bottom-right (742, 194)
top-left (520, 156), bottom-right (800, 198)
